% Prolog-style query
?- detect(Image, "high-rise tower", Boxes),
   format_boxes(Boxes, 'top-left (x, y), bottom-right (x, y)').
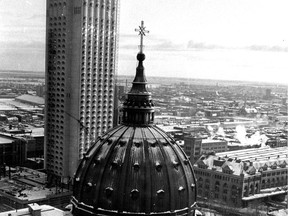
top-left (44, 0), bottom-right (119, 183)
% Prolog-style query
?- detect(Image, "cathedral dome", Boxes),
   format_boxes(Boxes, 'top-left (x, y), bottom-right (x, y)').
top-left (72, 124), bottom-right (197, 215)
top-left (71, 21), bottom-right (197, 215)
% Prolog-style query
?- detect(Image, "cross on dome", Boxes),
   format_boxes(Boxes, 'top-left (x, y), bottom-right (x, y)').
top-left (135, 21), bottom-right (149, 53)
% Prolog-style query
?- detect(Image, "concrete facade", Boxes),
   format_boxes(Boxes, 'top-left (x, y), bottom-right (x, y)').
top-left (45, 0), bottom-right (119, 182)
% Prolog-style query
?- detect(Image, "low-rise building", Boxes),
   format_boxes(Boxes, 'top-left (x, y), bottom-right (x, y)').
top-left (0, 168), bottom-right (72, 211)
top-left (0, 135), bottom-right (26, 167)
top-left (193, 146), bottom-right (288, 208)
top-left (202, 139), bottom-right (228, 154)
top-left (266, 138), bottom-right (287, 148)
top-left (184, 135), bottom-right (228, 164)
top-left (184, 136), bottom-right (202, 164)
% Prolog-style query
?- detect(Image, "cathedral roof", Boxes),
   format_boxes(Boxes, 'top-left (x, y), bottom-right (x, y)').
top-left (71, 21), bottom-right (197, 215)
top-left (72, 125), bottom-right (197, 215)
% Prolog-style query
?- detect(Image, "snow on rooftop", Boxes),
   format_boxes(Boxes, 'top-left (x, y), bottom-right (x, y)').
top-left (0, 204), bottom-right (67, 216)
top-left (0, 136), bottom-right (14, 144)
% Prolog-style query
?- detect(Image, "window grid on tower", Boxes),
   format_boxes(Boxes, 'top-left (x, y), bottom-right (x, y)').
top-left (46, 0), bottom-right (118, 178)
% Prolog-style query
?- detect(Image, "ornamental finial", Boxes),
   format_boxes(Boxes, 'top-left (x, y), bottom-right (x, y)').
top-left (135, 21), bottom-right (149, 53)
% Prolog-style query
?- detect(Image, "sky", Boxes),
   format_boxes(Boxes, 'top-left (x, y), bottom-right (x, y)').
top-left (0, 0), bottom-right (287, 84)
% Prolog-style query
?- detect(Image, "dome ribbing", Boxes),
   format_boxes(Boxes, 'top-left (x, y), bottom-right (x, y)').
top-left (72, 125), bottom-right (197, 215)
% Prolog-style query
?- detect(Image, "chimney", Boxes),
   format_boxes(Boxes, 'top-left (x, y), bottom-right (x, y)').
top-left (28, 203), bottom-right (41, 216)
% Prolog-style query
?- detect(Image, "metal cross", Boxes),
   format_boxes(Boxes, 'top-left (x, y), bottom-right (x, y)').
top-left (135, 21), bottom-right (149, 53)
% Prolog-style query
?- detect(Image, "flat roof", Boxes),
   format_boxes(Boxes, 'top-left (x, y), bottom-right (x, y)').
top-left (0, 98), bottom-right (42, 111)
top-left (16, 94), bottom-right (44, 105)
top-left (0, 168), bottom-right (70, 201)
top-left (0, 204), bottom-right (67, 216)
top-left (216, 146), bottom-right (288, 163)
top-left (156, 125), bottom-right (182, 133)
top-left (30, 127), bottom-right (44, 137)
top-left (0, 136), bottom-right (14, 144)
top-left (0, 181), bottom-right (70, 201)
top-left (242, 189), bottom-right (287, 201)
top-left (202, 139), bottom-right (226, 143)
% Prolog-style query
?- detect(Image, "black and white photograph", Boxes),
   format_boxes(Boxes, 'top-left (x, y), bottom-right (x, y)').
top-left (0, 1), bottom-right (287, 215)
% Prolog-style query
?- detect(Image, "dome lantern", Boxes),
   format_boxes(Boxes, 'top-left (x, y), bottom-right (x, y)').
top-left (122, 21), bottom-right (154, 126)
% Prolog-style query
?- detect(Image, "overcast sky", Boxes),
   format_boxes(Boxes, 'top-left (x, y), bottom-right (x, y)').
top-left (0, 0), bottom-right (287, 84)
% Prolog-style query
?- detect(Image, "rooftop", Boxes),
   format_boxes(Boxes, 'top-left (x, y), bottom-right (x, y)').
top-left (16, 94), bottom-right (44, 105)
top-left (194, 146), bottom-right (288, 177)
top-left (0, 204), bottom-right (67, 216)
top-left (0, 135), bottom-right (14, 144)
top-left (0, 98), bottom-right (43, 112)
top-left (216, 146), bottom-right (288, 164)
top-left (0, 167), bottom-right (70, 201)
top-left (202, 138), bottom-right (226, 143)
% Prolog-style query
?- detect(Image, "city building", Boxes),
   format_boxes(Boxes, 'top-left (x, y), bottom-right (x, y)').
top-left (265, 138), bottom-right (287, 148)
top-left (0, 126), bottom-right (45, 169)
top-left (184, 135), bottom-right (202, 164)
top-left (193, 146), bottom-right (288, 208)
top-left (0, 134), bottom-right (26, 168)
top-left (184, 135), bottom-right (227, 164)
top-left (71, 22), bottom-right (198, 215)
top-left (0, 167), bottom-right (72, 211)
top-left (265, 89), bottom-right (272, 99)
top-left (201, 139), bottom-right (228, 154)
top-left (45, 0), bottom-right (120, 183)
top-left (36, 85), bottom-right (46, 98)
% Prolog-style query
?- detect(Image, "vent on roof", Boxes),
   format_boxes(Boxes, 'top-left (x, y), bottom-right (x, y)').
top-left (28, 203), bottom-right (41, 216)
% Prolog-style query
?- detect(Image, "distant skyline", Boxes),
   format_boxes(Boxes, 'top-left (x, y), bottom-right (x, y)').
top-left (0, 0), bottom-right (288, 84)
